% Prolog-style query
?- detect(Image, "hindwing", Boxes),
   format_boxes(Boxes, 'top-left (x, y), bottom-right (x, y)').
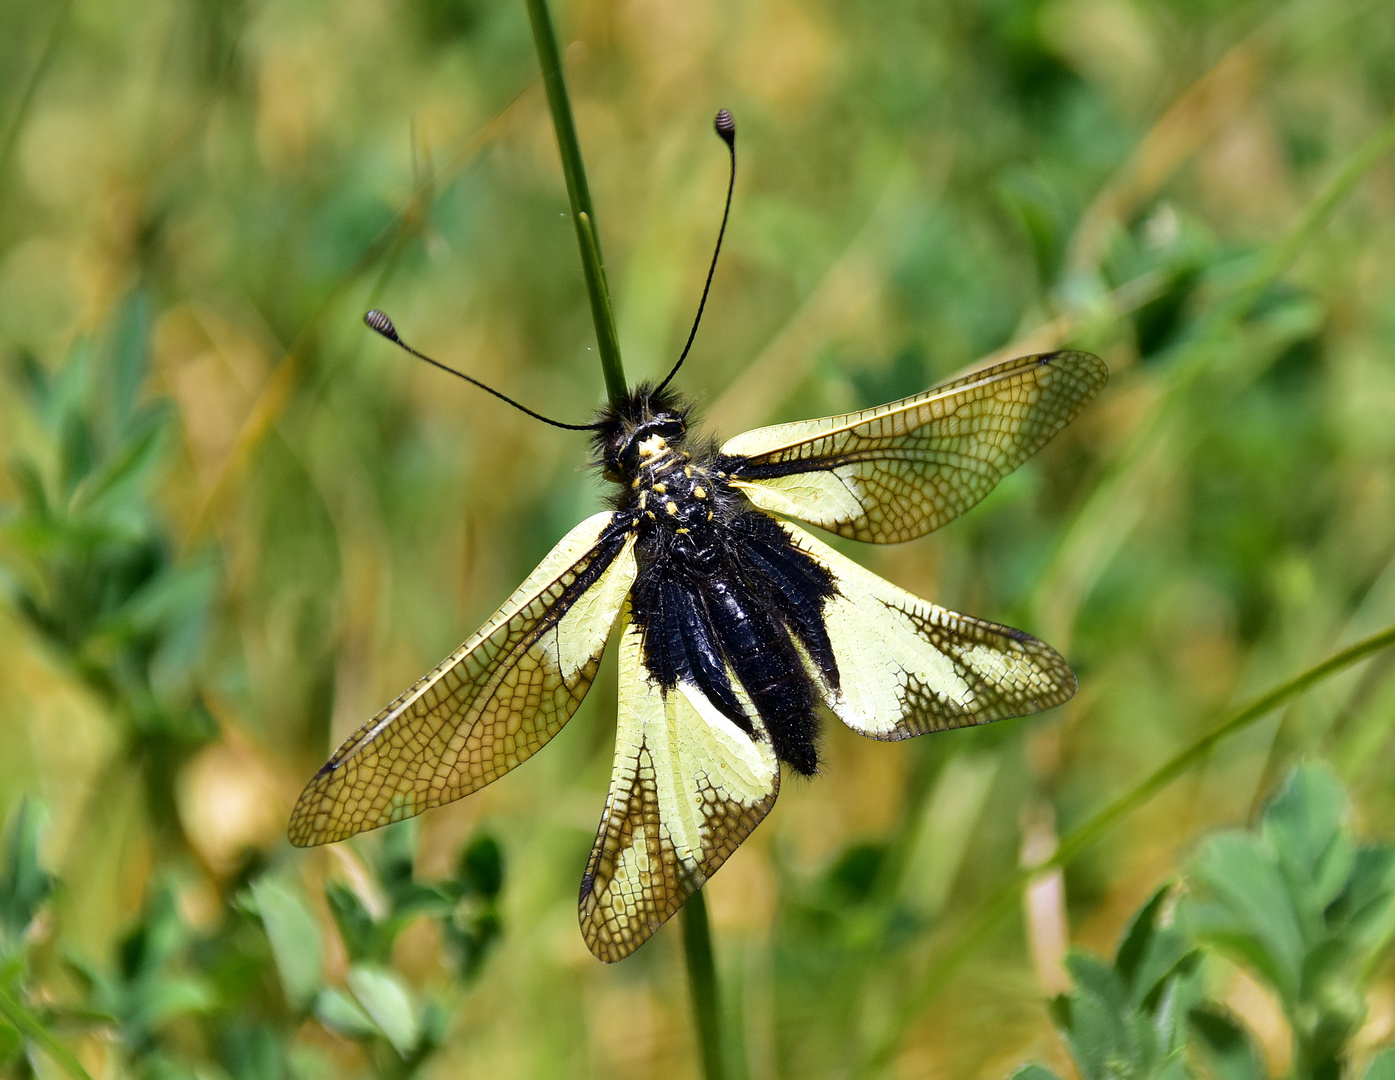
top-left (778, 521), bottom-right (1077, 738)
top-left (720, 350), bottom-right (1107, 543)
top-left (289, 512), bottom-right (637, 846)
top-left (579, 604), bottom-right (780, 962)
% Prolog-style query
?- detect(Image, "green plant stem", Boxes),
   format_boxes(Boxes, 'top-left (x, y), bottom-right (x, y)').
top-left (683, 888), bottom-right (726, 1080)
top-left (0, 0), bottom-right (72, 195)
top-left (0, 985), bottom-right (94, 1080)
top-left (523, 0), bottom-right (627, 404)
top-left (853, 622), bottom-right (1395, 1079)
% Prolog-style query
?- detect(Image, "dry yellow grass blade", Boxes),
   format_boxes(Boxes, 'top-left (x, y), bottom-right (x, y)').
top-left (705, 162), bottom-right (932, 437)
top-left (1033, 104), bottom-right (1395, 652)
top-left (1067, 35), bottom-right (1265, 273)
top-left (708, 31), bottom-right (1267, 441)
top-left (183, 85), bottom-right (538, 548)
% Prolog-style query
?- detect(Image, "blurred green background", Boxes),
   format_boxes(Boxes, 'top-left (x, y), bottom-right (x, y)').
top-left (2, 0), bottom-right (1395, 1077)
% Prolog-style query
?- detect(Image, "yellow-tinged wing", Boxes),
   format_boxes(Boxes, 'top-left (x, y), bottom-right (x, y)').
top-left (579, 604), bottom-right (779, 962)
top-left (781, 521), bottom-right (1076, 738)
top-left (720, 350), bottom-right (1107, 543)
top-left (289, 512), bottom-right (637, 847)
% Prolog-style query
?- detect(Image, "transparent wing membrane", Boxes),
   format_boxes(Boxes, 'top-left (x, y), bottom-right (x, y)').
top-left (289, 347), bottom-right (1103, 961)
top-left (722, 350), bottom-right (1108, 543)
top-left (781, 522), bottom-right (1077, 738)
top-left (579, 607), bottom-right (780, 962)
top-left (289, 513), bottom-right (637, 846)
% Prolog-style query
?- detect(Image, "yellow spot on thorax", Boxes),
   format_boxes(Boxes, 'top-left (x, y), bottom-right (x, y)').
top-left (638, 434), bottom-right (670, 464)
top-left (694, 486), bottom-right (707, 499)
top-left (665, 501), bottom-right (678, 515)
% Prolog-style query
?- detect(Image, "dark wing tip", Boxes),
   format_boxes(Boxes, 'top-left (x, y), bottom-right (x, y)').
top-left (287, 814), bottom-right (316, 848)
top-left (287, 770), bottom-right (338, 847)
top-left (1041, 348), bottom-right (1110, 388)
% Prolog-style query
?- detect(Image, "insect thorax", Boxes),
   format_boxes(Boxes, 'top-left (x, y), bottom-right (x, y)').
top-left (618, 441), bottom-right (726, 570)
top-left (592, 386), bottom-right (728, 567)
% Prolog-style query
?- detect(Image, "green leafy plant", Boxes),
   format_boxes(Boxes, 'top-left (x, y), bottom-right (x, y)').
top-left (65, 882), bottom-right (218, 1071)
top-left (1011, 764), bottom-right (1395, 1080)
top-left (321, 822), bottom-right (503, 980)
top-left (1039, 885), bottom-right (1202, 1080)
top-left (0, 795), bottom-right (504, 1079)
top-left (1185, 765), bottom-right (1395, 1080)
top-left (251, 823), bottom-right (504, 1079)
top-left (308, 831), bottom-right (504, 1071)
top-left (0, 798), bottom-right (62, 1075)
top-left (1, 294), bottom-right (218, 854)
top-left (0, 317), bottom-right (506, 1076)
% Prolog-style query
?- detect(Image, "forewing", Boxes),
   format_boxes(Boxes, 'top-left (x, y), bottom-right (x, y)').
top-left (289, 512), bottom-right (637, 846)
top-left (579, 607), bottom-right (779, 962)
top-left (721, 350), bottom-right (1107, 543)
top-left (780, 522), bottom-right (1076, 738)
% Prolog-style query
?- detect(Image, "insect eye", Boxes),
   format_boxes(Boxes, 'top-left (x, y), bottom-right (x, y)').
top-left (657, 419), bottom-right (685, 440)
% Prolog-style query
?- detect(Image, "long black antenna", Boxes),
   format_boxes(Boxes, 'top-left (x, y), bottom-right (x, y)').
top-left (363, 310), bottom-right (597, 431)
top-left (655, 108), bottom-right (737, 395)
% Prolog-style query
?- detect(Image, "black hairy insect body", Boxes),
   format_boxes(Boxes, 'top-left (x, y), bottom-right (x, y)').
top-left (295, 105), bottom-right (1104, 965)
top-left (595, 385), bottom-right (837, 775)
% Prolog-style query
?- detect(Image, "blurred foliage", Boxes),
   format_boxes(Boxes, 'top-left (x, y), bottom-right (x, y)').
top-left (2, 295), bottom-right (217, 859)
top-left (1185, 764), bottom-right (1395, 1080)
top-left (1, 0), bottom-right (1394, 1077)
top-left (1015, 884), bottom-right (1202, 1080)
top-left (0, 793), bottom-right (502, 1079)
top-left (1011, 764), bottom-right (1395, 1080)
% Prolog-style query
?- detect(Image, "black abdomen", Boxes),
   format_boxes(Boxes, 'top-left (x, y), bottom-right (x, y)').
top-left (628, 487), bottom-right (838, 774)
top-left (703, 573), bottom-right (821, 773)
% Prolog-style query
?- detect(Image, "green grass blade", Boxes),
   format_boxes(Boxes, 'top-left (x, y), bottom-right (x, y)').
top-left (524, 0), bottom-right (627, 404)
top-left (0, 985), bottom-right (94, 1080)
top-left (683, 888), bottom-right (727, 1080)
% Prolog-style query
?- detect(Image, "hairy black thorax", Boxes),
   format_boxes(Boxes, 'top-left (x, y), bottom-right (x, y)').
top-left (592, 385), bottom-right (838, 775)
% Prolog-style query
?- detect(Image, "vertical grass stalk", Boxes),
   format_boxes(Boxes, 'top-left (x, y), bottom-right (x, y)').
top-left (683, 888), bottom-right (727, 1080)
top-left (523, 0), bottom-right (627, 404)
top-left (523, 1), bottom-right (723, 1071)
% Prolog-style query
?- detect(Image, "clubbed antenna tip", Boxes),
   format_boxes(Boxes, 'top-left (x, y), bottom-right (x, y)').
top-left (364, 309), bottom-right (399, 341)
top-left (714, 109), bottom-right (736, 148)
top-left (657, 109), bottom-right (739, 395)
